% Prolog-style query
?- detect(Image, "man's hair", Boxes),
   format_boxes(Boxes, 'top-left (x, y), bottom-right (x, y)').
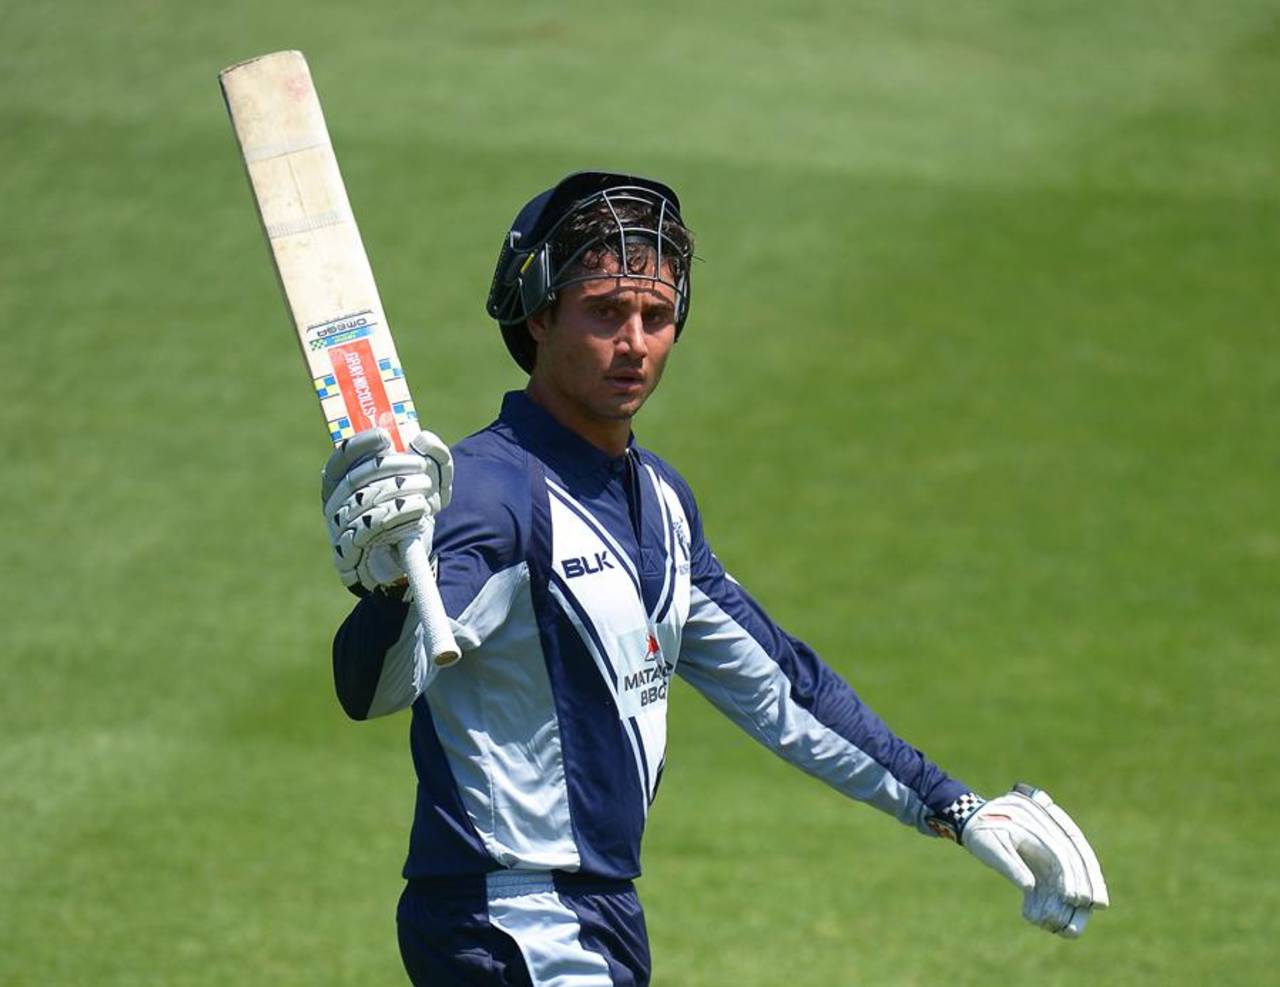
top-left (549, 196), bottom-right (694, 289)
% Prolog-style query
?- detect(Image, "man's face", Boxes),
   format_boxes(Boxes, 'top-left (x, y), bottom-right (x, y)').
top-left (527, 253), bottom-right (679, 438)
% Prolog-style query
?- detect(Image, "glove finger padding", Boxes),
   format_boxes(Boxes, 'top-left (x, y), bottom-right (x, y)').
top-left (325, 452), bottom-right (444, 519)
top-left (344, 494), bottom-right (429, 551)
top-left (321, 429), bottom-right (394, 504)
top-left (963, 785), bottom-right (1108, 938)
top-left (321, 429), bottom-right (453, 513)
top-left (321, 428), bottom-right (454, 593)
top-left (1025, 885), bottom-right (1091, 938)
top-left (408, 430), bottom-right (453, 511)
top-left (1062, 907), bottom-right (1091, 938)
top-left (1039, 791), bottom-right (1109, 909)
top-left (332, 492), bottom-right (430, 586)
top-left (964, 826), bottom-right (1037, 893)
top-left (327, 473), bottom-right (438, 537)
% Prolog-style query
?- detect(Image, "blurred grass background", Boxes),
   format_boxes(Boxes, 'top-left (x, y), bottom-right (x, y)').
top-left (3, 1), bottom-right (1277, 983)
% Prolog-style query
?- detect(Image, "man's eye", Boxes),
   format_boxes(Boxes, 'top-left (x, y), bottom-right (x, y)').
top-left (645, 308), bottom-right (674, 326)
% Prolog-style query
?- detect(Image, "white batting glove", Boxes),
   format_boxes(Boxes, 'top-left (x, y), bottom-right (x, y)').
top-left (949, 784), bottom-right (1109, 938)
top-left (320, 428), bottom-right (453, 594)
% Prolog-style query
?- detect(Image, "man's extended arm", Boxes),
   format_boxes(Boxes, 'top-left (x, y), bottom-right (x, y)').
top-left (671, 476), bottom-right (1107, 936)
top-left (676, 536), bottom-right (968, 834)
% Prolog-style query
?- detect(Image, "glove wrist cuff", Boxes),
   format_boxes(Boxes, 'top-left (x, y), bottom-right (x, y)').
top-left (926, 792), bottom-right (986, 843)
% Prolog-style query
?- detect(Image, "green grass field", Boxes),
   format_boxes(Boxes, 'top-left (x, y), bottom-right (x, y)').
top-left (4, 1), bottom-right (1278, 983)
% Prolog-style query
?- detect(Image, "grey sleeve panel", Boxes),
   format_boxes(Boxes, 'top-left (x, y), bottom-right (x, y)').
top-left (679, 584), bottom-right (947, 835)
top-left (365, 562), bottom-right (531, 719)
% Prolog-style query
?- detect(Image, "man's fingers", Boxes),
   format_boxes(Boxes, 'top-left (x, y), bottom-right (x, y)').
top-left (1060, 907), bottom-right (1091, 939)
top-left (1042, 798), bottom-right (1109, 909)
top-left (321, 428), bottom-right (393, 501)
top-left (964, 826), bottom-right (1036, 894)
top-left (1033, 896), bottom-right (1091, 939)
top-left (1025, 887), bottom-right (1069, 929)
top-left (349, 497), bottom-right (429, 549)
top-left (981, 788), bottom-right (1107, 910)
top-left (321, 428), bottom-right (452, 594)
top-left (328, 473), bottom-right (437, 532)
top-left (323, 447), bottom-right (450, 522)
top-left (409, 430), bottom-right (454, 509)
top-left (965, 786), bottom-right (1109, 939)
top-left (1018, 789), bottom-right (1107, 909)
top-left (324, 451), bottom-right (430, 513)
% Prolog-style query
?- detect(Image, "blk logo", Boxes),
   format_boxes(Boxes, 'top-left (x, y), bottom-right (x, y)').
top-left (562, 551), bottom-right (615, 579)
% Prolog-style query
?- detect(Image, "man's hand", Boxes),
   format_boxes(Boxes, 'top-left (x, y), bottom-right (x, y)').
top-left (960, 784), bottom-right (1109, 938)
top-left (320, 428), bottom-right (453, 594)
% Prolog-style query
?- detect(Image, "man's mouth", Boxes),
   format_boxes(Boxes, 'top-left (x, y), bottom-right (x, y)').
top-left (606, 369), bottom-right (645, 391)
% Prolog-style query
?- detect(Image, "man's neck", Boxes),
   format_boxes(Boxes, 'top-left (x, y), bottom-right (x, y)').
top-left (524, 382), bottom-right (631, 458)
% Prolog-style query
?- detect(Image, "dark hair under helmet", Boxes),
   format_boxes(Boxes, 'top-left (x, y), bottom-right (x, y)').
top-left (485, 171), bottom-right (694, 373)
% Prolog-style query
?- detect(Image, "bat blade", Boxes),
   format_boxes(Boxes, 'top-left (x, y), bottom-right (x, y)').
top-left (220, 50), bottom-right (416, 451)
top-left (221, 50), bottom-right (459, 665)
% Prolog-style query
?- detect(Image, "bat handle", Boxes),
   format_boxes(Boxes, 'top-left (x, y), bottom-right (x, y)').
top-left (398, 534), bottom-right (461, 667)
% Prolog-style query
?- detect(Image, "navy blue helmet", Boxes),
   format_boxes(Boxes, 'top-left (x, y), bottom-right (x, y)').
top-left (485, 171), bottom-right (694, 372)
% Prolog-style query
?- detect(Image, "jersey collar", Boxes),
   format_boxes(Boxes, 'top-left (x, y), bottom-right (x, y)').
top-left (499, 390), bottom-right (634, 484)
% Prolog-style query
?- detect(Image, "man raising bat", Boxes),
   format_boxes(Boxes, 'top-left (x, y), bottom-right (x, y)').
top-left (323, 171), bottom-right (1109, 985)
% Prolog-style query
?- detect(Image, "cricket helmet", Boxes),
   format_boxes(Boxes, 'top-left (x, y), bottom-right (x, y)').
top-left (485, 171), bottom-right (694, 373)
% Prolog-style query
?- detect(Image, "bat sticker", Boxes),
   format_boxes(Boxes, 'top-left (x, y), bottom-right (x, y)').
top-left (306, 310), bottom-right (377, 351)
top-left (328, 338), bottom-right (402, 449)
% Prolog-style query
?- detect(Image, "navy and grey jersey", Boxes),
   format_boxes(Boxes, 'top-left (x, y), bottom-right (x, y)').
top-left (333, 391), bottom-right (969, 881)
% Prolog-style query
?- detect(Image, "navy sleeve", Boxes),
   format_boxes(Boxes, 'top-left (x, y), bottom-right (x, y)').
top-left (431, 447), bottom-right (529, 622)
top-left (332, 591), bottom-right (411, 721)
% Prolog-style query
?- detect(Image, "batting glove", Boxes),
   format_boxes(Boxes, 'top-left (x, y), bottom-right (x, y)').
top-left (320, 428), bottom-right (453, 594)
top-left (936, 784), bottom-right (1109, 938)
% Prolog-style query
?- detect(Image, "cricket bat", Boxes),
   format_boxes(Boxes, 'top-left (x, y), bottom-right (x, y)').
top-left (219, 50), bottom-right (459, 666)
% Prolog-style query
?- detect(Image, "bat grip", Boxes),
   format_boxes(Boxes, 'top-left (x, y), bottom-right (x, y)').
top-left (398, 534), bottom-right (461, 667)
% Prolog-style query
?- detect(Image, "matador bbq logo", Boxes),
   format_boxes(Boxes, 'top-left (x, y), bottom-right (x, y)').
top-left (621, 632), bottom-right (672, 711)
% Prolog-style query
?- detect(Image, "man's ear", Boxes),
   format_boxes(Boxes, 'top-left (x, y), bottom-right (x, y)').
top-left (527, 310), bottom-right (550, 344)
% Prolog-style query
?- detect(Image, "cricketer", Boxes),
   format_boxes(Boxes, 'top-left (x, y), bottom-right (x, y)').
top-left (319, 171), bottom-right (1109, 985)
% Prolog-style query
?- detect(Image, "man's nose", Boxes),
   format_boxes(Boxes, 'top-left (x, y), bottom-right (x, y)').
top-left (616, 310), bottom-right (648, 356)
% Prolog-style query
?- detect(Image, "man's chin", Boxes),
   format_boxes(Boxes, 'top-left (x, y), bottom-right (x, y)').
top-left (607, 395), bottom-right (650, 420)
top-left (594, 389), bottom-right (651, 420)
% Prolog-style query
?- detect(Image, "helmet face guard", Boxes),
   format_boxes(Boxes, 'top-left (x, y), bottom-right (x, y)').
top-left (486, 171), bottom-right (693, 373)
